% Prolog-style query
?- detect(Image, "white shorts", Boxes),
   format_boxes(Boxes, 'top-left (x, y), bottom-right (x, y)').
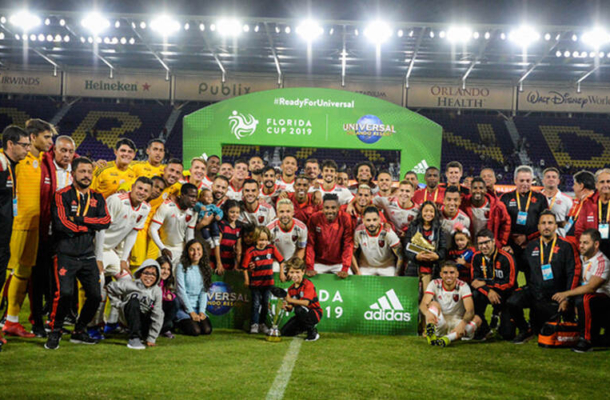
top-left (314, 263), bottom-right (344, 274)
top-left (102, 249), bottom-right (129, 279)
top-left (359, 266), bottom-right (396, 277)
top-left (436, 313), bottom-right (474, 339)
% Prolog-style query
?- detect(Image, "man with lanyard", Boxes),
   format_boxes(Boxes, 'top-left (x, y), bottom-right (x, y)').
top-left (314, 160), bottom-right (353, 205)
top-left (349, 161), bottom-right (378, 195)
top-left (566, 171), bottom-right (596, 243)
top-left (462, 177), bottom-right (511, 248)
top-left (281, 175), bottom-right (321, 225)
top-left (0, 126), bottom-right (29, 346)
top-left (376, 170), bottom-right (394, 198)
top-left (441, 161), bottom-right (470, 196)
top-left (239, 179), bottom-right (276, 226)
top-left (470, 229), bottom-right (517, 340)
top-left (131, 139), bottom-right (165, 179)
top-left (552, 229), bottom-right (610, 353)
top-left (541, 167), bottom-right (573, 237)
top-left (45, 157), bottom-right (111, 350)
top-left (440, 186), bottom-right (471, 244)
top-left (373, 180), bottom-right (419, 238)
top-left (575, 168), bottom-right (610, 260)
top-left (149, 183), bottom-right (198, 269)
top-left (227, 159), bottom-right (248, 201)
top-left (260, 166), bottom-right (281, 206)
top-left (352, 207), bottom-right (402, 277)
top-left (506, 210), bottom-right (580, 344)
top-left (500, 165), bottom-right (547, 277)
top-left (267, 199), bottom-right (308, 279)
top-left (413, 166), bottom-right (445, 206)
top-left (277, 155), bottom-right (298, 193)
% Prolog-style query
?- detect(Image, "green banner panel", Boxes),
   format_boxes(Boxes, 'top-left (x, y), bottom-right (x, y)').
top-left (183, 88), bottom-right (442, 179)
top-left (207, 272), bottom-right (419, 336)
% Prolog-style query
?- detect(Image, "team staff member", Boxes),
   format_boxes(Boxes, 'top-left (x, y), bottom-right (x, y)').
top-left (565, 171), bottom-right (595, 241)
top-left (413, 167), bottom-right (445, 206)
top-left (506, 210), bottom-right (580, 344)
top-left (0, 126), bottom-right (29, 345)
top-left (470, 229), bottom-right (517, 339)
top-left (91, 138), bottom-right (137, 198)
top-left (4, 119), bottom-right (55, 339)
top-left (553, 229), bottom-right (610, 353)
top-left (306, 194), bottom-right (354, 278)
top-left (575, 169), bottom-right (610, 260)
top-left (541, 167), bottom-right (573, 237)
top-left (132, 139), bottom-right (165, 178)
top-left (500, 165), bottom-right (547, 276)
top-left (45, 157), bottom-right (111, 350)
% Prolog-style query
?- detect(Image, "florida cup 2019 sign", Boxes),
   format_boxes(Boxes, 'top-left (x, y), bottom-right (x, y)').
top-left (182, 88), bottom-right (442, 179)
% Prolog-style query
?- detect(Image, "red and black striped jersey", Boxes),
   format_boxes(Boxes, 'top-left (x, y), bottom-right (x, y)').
top-left (218, 220), bottom-right (243, 270)
top-left (242, 244), bottom-right (284, 287)
top-left (288, 279), bottom-right (322, 321)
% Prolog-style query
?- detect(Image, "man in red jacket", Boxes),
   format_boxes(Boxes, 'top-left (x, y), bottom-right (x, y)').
top-left (575, 169), bottom-right (610, 259)
top-left (306, 193), bottom-right (353, 279)
top-left (462, 177), bottom-right (511, 248)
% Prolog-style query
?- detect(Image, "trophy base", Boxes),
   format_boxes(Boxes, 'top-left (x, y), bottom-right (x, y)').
top-left (265, 335), bottom-right (282, 342)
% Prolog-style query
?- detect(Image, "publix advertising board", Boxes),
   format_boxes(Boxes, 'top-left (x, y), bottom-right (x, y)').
top-left (182, 88), bottom-right (442, 178)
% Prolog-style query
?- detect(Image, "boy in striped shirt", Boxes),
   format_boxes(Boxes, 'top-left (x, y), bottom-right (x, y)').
top-left (242, 226), bottom-right (284, 334)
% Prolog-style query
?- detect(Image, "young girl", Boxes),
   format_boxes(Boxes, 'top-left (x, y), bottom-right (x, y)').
top-left (157, 255), bottom-right (178, 339)
top-left (404, 201), bottom-right (447, 291)
top-left (448, 230), bottom-right (475, 284)
top-left (194, 188), bottom-right (223, 250)
top-left (175, 239), bottom-right (213, 336)
top-left (242, 226), bottom-right (284, 335)
top-left (215, 200), bottom-right (243, 275)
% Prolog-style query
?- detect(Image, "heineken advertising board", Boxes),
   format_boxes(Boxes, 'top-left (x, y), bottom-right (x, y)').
top-left (183, 88), bottom-right (442, 178)
top-left (207, 272), bottom-right (419, 335)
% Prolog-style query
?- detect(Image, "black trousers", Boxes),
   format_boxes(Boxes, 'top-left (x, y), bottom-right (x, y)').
top-left (124, 297), bottom-right (151, 340)
top-left (177, 317), bottom-right (212, 336)
top-left (472, 289), bottom-right (513, 339)
top-left (48, 254), bottom-right (101, 333)
top-left (161, 298), bottom-right (179, 333)
top-left (0, 220), bottom-right (12, 306)
top-left (506, 287), bottom-right (562, 334)
top-left (281, 306), bottom-right (320, 336)
top-left (30, 240), bottom-right (53, 327)
top-left (575, 293), bottom-right (610, 344)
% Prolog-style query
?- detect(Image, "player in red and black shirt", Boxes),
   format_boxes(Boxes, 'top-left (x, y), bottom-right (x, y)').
top-left (214, 200), bottom-right (243, 273)
top-left (281, 257), bottom-right (323, 341)
top-left (242, 226), bottom-right (284, 334)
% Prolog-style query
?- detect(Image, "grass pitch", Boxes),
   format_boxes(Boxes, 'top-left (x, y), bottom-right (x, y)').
top-left (1, 326), bottom-right (609, 399)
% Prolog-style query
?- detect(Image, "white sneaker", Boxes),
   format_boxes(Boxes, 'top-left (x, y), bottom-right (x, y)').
top-left (250, 324), bottom-right (259, 334)
top-left (127, 338), bottom-right (146, 350)
top-left (259, 324), bottom-right (270, 334)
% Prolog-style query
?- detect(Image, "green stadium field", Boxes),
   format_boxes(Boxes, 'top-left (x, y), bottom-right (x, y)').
top-left (1, 325), bottom-right (609, 399)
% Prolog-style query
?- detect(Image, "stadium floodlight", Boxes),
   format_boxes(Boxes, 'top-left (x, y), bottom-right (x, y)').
top-left (555, 50), bottom-right (561, 57)
top-left (254, 25), bottom-right (259, 32)
top-left (199, 23), bottom-right (205, 31)
top-left (64, 35), bottom-right (70, 42)
top-left (129, 37), bottom-right (135, 44)
top-left (581, 27), bottom-right (610, 49)
top-left (59, 19), bottom-right (65, 26)
top-left (29, 34), bottom-right (36, 41)
top-left (0, 32), bottom-right (5, 40)
top-left (397, 29), bottom-right (403, 37)
top-left (509, 26), bottom-right (540, 47)
top-left (285, 26), bottom-right (291, 34)
top-left (364, 20), bottom-right (392, 44)
top-left (243, 24), bottom-right (250, 32)
top-left (329, 28), bottom-right (334, 35)
top-left (44, 18), bottom-right (50, 25)
top-left (9, 10), bottom-right (41, 31)
top-left (150, 15), bottom-right (180, 36)
top-left (38, 33), bottom-right (44, 41)
top-left (446, 26), bottom-right (472, 43)
top-left (120, 37), bottom-right (126, 44)
top-left (217, 19), bottom-right (242, 36)
top-left (296, 20), bottom-right (323, 42)
top-left (484, 31), bottom-right (490, 39)
top-left (81, 13), bottom-right (110, 35)
top-left (563, 50), bottom-right (570, 57)
top-left (184, 23), bottom-right (190, 30)
top-left (115, 21), bottom-right (120, 28)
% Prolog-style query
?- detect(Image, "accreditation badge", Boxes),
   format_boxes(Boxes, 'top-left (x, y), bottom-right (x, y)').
top-left (599, 223), bottom-right (609, 240)
top-left (516, 211), bottom-right (527, 226)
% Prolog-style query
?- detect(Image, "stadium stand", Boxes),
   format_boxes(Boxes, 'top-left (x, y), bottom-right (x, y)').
top-left (0, 99), bottom-right (60, 133)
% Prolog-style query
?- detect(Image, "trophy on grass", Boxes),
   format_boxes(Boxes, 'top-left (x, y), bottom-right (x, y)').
top-left (406, 231), bottom-right (436, 254)
top-left (266, 286), bottom-right (288, 342)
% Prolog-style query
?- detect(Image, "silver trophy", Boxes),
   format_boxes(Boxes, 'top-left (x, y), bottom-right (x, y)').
top-left (266, 287), bottom-right (288, 342)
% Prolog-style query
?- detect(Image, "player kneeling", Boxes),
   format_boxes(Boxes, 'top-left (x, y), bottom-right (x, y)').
top-left (281, 258), bottom-right (323, 342)
top-left (419, 261), bottom-right (482, 347)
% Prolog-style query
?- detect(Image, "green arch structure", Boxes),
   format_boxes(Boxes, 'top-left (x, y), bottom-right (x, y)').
top-left (183, 88), bottom-right (442, 177)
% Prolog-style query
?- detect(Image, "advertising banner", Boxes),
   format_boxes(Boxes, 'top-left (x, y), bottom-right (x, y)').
top-left (207, 272), bottom-right (419, 335)
top-left (408, 82), bottom-right (515, 110)
top-left (284, 76), bottom-right (404, 106)
top-left (0, 69), bottom-right (61, 96)
top-left (65, 71), bottom-right (170, 99)
top-left (174, 74), bottom-right (279, 101)
top-left (182, 88), bottom-right (441, 180)
top-left (518, 85), bottom-right (610, 113)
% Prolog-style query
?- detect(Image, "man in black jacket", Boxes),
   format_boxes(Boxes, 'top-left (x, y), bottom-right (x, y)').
top-left (471, 229), bottom-right (517, 340)
top-left (506, 210), bottom-right (581, 344)
top-left (45, 157), bottom-right (111, 350)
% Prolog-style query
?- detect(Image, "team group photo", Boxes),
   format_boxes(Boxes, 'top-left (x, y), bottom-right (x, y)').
top-left (1, 0), bottom-right (610, 399)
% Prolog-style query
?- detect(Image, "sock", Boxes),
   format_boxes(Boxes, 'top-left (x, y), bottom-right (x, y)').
top-left (6, 315), bottom-right (19, 323)
top-left (447, 332), bottom-right (458, 342)
top-left (465, 321), bottom-right (476, 336)
top-left (205, 238), bottom-right (214, 249)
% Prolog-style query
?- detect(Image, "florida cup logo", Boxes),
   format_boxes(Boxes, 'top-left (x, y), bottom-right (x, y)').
top-left (228, 110), bottom-right (259, 140)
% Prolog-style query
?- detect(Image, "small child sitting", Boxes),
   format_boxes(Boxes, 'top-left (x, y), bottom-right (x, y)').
top-left (281, 257), bottom-right (323, 342)
top-left (106, 259), bottom-right (165, 350)
top-left (194, 188), bottom-right (224, 249)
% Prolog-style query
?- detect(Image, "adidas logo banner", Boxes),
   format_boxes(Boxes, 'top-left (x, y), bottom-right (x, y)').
top-left (364, 289), bottom-right (412, 322)
top-left (413, 159), bottom-right (429, 174)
